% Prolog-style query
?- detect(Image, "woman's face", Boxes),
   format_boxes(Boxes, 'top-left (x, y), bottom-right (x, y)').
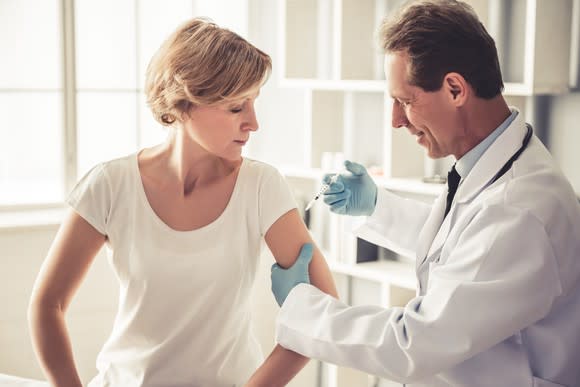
top-left (182, 88), bottom-right (261, 161)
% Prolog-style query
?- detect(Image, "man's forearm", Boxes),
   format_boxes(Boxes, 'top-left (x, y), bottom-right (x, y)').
top-left (244, 344), bottom-right (309, 387)
top-left (28, 302), bottom-right (83, 387)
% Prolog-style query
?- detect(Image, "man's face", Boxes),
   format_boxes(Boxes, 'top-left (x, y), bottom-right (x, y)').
top-left (384, 52), bottom-right (459, 159)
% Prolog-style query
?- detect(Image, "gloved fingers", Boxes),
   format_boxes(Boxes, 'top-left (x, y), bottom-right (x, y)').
top-left (322, 174), bottom-right (345, 193)
top-left (329, 201), bottom-right (347, 214)
top-left (296, 243), bottom-right (313, 266)
top-left (322, 190), bottom-right (349, 206)
top-left (322, 173), bottom-right (335, 184)
top-left (344, 160), bottom-right (367, 176)
top-left (271, 262), bottom-right (281, 273)
top-left (329, 188), bottom-right (351, 213)
top-left (326, 178), bottom-right (345, 194)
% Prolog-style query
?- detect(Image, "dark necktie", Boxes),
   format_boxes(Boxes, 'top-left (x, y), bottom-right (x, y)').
top-left (444, 165), bottom-right (460, 218)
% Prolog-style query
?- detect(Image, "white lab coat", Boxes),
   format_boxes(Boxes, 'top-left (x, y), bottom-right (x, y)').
top-left (276, 112), bottom-right (580, 387)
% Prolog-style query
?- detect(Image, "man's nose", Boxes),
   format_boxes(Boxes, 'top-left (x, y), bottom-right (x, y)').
top-left (391, 100), bottom-right (409, 129)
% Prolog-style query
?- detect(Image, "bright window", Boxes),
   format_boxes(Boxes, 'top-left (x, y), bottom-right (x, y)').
top-left (0, 0), bottom-right (63, 205)
top-left (0, 0), bottom-right (195, 207)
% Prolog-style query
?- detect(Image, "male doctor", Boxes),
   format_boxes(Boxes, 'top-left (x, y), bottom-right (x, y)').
top-left (271, 1), bottom-right (580, 386)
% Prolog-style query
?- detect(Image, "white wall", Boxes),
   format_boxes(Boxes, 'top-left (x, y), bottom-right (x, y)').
top-left (0, 225), bottom-right (116, 382)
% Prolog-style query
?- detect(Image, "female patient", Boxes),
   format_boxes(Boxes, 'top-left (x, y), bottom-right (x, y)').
top-left (28, 18), bottom-right (337, 387)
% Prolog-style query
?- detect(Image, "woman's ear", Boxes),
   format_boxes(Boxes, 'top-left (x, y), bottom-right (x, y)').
top-left (443, 72), bottom-right (468, 107)
top-left (180, 101), bottom-right (196, 122)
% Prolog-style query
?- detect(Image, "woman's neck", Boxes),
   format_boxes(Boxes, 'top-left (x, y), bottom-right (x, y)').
top-left (140, 129), bottom-right (239, 196)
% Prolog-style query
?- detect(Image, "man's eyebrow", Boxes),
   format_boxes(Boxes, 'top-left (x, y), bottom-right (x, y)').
top-left (389, 93), bottom-right (407, 101)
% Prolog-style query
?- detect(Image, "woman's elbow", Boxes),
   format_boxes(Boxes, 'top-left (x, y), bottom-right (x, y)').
top-left (27, 291), bottom-right (66, 325)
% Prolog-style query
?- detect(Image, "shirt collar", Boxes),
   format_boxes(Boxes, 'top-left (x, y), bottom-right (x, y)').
top-left (455, 108), bottom-right (518, 179)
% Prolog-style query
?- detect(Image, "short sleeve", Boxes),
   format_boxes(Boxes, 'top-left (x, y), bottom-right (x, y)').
top-left (258, 167), bottom-right (297, 235)
top-left (66, 163), bottom-right (111, 235)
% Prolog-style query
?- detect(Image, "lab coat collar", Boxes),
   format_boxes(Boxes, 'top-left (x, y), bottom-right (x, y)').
top-left (416, 189), bottom-right (447, 269)
top-left (416, 109), bottom-right (530, 273)
top-left (455, 108), bottom-right (529, 205)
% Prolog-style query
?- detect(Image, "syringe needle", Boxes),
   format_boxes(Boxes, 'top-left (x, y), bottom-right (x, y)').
top-left (304, 173), bottom-right (340, 211)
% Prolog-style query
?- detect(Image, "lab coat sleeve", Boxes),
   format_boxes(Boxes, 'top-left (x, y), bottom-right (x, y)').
top-left (276, 204), bottom-right (561, 382)
top-left (354, 188), bottom-right (432, 258)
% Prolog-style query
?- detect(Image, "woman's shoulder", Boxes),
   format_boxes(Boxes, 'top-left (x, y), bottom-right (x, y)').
top-left (100, 152), bottom-right (137, 174)
top-left (74, 152), bottom-right (137, 194)
top-left (83, 152), bottom-right (137, 186)
top-left (240, 158), bottom-right (293, 198)
top-left (242, 158), bottom-right (283, 180)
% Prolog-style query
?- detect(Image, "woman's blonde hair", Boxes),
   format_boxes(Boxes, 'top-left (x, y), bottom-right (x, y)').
top-left (145, 18), bottom-right (272, 126)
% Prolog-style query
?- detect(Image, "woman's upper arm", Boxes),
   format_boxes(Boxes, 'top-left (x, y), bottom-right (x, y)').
top-left (29, 208), bottom-right (106, 311)
top-left (265, 209), bottom-right (338, 298)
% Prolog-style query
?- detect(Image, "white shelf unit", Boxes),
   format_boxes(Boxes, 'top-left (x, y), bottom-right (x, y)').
top-left (278, 0), bottom-right (426, 179)
top-left (278, 1), bottom-right (575, 386)
top-left (280, 166), bottom-right (445, 197)
top-left (278, 0), bottom-right (575, 177)
top-left (279, 0), bottom-right (388, 82)
top-left (329, 259), bottom-right (416, 291)
top-left (279, 0), bottom-right (576, 90)
top-left (465, 0), bottom-right (573, 95)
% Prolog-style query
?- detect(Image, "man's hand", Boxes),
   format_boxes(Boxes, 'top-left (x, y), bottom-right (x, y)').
top-left (322, 160), bottom-right (377, 216)
top-left (271, 243), bottom-right (313, 306)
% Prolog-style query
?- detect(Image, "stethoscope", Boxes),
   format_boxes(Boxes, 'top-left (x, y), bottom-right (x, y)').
top-left (417, 123), bottom-right (534, 280)
top-left (489, 123), bottom-right (533, 185)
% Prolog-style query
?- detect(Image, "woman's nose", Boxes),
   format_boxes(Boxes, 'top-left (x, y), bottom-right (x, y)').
top-left (244, 107), bottom-right (259, 132)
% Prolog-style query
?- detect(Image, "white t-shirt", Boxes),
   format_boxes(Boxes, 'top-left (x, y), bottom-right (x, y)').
top-left (67, 153), bottom-right (297, 387)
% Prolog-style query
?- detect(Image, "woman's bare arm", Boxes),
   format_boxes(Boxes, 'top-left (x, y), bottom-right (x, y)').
top-left (244, 208), bottom-right (338, 386)
top-left (28, 208), bottom-right (106, 387)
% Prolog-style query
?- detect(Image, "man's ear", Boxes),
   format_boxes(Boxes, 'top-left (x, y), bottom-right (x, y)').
top-left (443, 72), bottom-right (468, 107)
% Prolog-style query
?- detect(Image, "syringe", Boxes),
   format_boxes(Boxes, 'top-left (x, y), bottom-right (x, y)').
top-left (305, 172), bottom-right (341, 211)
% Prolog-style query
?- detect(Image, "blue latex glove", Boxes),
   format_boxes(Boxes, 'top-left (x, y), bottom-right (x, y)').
top-left (322, 160), bottom-right (377, 216)
top-left (271, 243), bottom-right (313, 307)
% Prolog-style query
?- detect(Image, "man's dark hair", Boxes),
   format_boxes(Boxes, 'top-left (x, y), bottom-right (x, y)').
top-left (380, 0), bottom-right (504, 98)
